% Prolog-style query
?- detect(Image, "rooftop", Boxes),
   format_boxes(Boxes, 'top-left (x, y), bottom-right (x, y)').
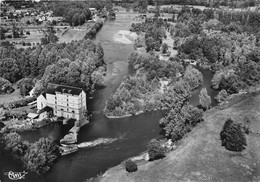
top-left (46, 84), bottom-right (83, 96)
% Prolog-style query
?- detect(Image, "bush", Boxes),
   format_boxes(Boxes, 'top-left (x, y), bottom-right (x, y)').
top-left (199, 88), bottom-right (211, 110)
top-left (125, 160), bottom-right (138, 172)
top-left (220, 118), bottom-right (247, 152)
top-left (148, 139), bottom-right (165, 161)
top-left (0, 77), bottom-right (14, 94)
top-left (162, 43), bottom-right (168, 53)
top-left (216, 89), bottom-right (228, 103)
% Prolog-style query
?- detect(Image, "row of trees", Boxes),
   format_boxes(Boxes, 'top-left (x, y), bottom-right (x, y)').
top-left (148, 0), bottom-right (258, 8)
top-left (84, 20), bottom-right (104, 39)
top-left (0, 132), bottom-right (59, 174)
top-left (175, 7), bottom-right (260, 36)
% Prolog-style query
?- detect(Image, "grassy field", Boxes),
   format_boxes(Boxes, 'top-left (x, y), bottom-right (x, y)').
top-left (0, 89), bottom-right (22, 105)
top-left (58, 23), bottom-right (94, 43)
top-left (1, 21), bottom-right (93, 47)
top-left (100, 91), bottom-right (260, 182)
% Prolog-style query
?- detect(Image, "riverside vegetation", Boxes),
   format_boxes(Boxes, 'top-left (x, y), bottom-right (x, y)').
top-left (0, 2), bottom-right (107, 175)
top-left (0, 39), bottom-right (106, 96)
top-left (0, 38), bottom-right (105, 173)
top-left (0, 132), bottom-right (59, 175)
top-left (104, 4), bottom-right (260, 168)
top-left (104, 17), bottom-right (203, 118)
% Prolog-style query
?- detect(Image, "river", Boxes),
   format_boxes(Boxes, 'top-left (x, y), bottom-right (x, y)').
top-left (0, 11), bottom-right (217, 182)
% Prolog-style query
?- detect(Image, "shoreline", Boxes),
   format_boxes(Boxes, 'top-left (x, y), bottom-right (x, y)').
top-left (98, 88), bottom-right (260, 182)
top-left (104, 108), bottom-right (166, 119)
top-left (1, 117), bottom-right (60, 133)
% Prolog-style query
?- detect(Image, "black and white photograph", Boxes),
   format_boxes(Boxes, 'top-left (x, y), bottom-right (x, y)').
top-left (0, 0), bottom-right (260, 181)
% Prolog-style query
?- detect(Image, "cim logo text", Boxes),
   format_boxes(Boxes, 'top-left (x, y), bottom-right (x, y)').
top-left (4, 171), bottom-right (28, 180)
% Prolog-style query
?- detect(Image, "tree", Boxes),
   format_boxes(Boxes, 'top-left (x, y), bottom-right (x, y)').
top-left (145, 37), bottom-right (160, 52)
top-left (0, 58), bottom-right (20, 83)
top-left (41, 23), bottom-right (59, 45)
top-left (135, 0), bottom-right (148, 13)
top-left (148, 139), bottom-right (165, 161)
top-left (2, 132), bottom-right (28, 157)
top-left (106, 96), bottom-right (120, 111)
top-left (220, 118), bottom-right (247, 152)
top-left (17, 78), bottom-right (34, 97)
top-left (22, 137), bottom-right (59, 174)
top-left (79, 13), bottom-right (86, 25)
top-left (216, 89), bottom-right (228, 103)
top-left (147, 0), bottom-right (154, 5)
top-left (0, 27), bottom-right (6, 40)
top-left (0, 77), bottom-right (14, 94)
top-left (199, 88), bottom-right (211, 110)
top-left (41, 32), bottom-right (58, 45)
top-left (106, 0), bottom-right (113, 12)
top-left (159, 102), bottom-right (203, 141)
top-left (125, 160), bottom-right (138, 172)
top-left (238, 60), bottom-right (260, 86)
top-left (155, 0), bottom-right (160, 17)
top-left (162, 43), bottom-right (168, 54)
top-left (72, 13), bottom-right (80, 26)
top-left (183, 66), bottom-right (203, 90)
top-left (95, 43), bottom-right (105, 66)
top-left (219, 74), bottom-right (244, 94)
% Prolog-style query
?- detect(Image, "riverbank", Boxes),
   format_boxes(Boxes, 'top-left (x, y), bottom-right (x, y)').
top-left (1, 10), bottom-right (168, 182)
top-left (103, 75), bottom-right (169, 118)
top-left (84, 19), bottom-right (104, 39)
top-left (103, 57), bottom-right (203, 118)
top-left (1, 117), bottom-right (60, 133)
top-left (99, 89), bottom-right (260, 182)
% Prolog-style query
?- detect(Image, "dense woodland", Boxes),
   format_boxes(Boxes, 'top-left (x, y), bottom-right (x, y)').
top-left (149, 0), bottom-right (259, 8)
top-left (0, 1), bottom-right (108, 175)
top-left (130, 18), bottom-right (168, 52)
top-left (0, 39), bottom-right (106, 96)
top-left (0, 132), bottom-right (59, 175)
top-left (34, 0), bottom-right (110, 26)
top-left (106, 4), bottom-right (260, 146)
top-left (171, 7), bottom-right (260, 95)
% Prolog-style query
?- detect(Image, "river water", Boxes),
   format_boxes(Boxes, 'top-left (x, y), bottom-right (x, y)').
top-left (0, 11), bottom-right (217, 182)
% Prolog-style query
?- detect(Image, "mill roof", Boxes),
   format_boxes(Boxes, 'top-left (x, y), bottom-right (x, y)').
top-left (46, 84), bottom-right (83, 95)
